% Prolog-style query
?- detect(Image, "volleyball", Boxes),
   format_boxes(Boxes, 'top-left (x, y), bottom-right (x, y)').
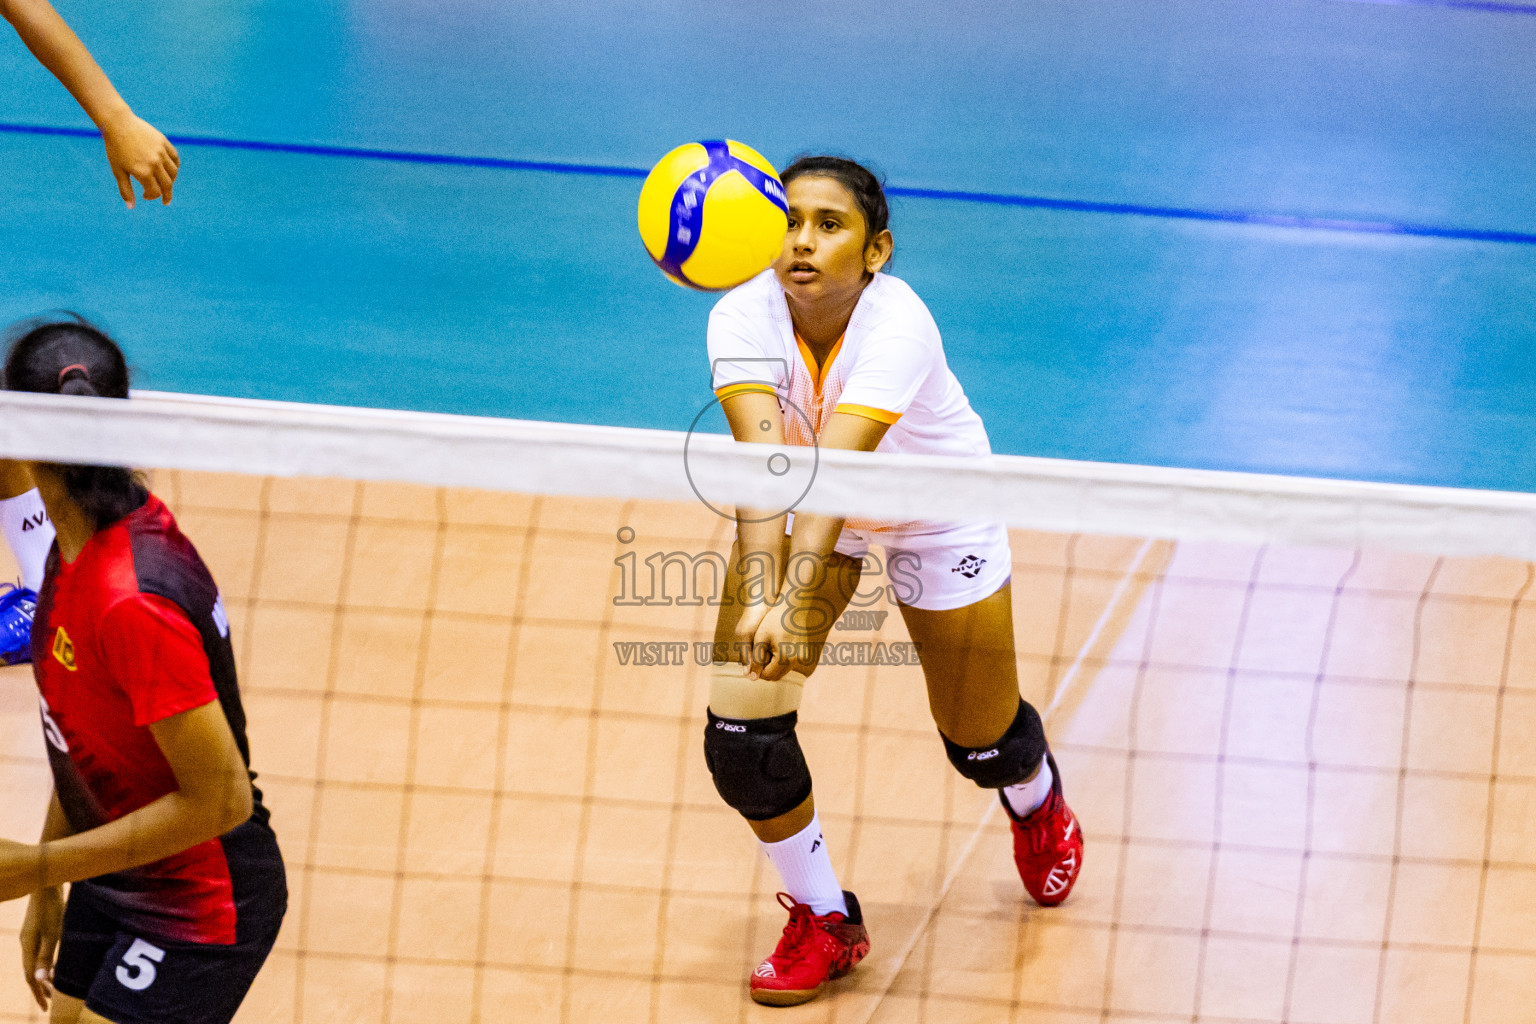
top-left (637, 140), bottom-right (789, 291)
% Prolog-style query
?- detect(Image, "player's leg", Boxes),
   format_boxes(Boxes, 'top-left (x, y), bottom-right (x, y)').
top-left (709, 531), bottom-right (870, 1005)
top-left (48, 997), bottom-right (132, 1024)
top-left (0, 459), bottom-right (52, 664)
top-left (47, 992), bottom-right (86, 1023)
top-left (46, 894), bottom-right (112, 1024)
top-left (895, 524), bottom-right (1083, 906)
top-left (0, 459), bottom-right (52, 587)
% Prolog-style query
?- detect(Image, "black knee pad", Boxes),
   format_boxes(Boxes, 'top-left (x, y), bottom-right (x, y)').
top-left (942, 700), bottom-right (1047, 789)
top-left (703, 709), bottom-right (813, 821)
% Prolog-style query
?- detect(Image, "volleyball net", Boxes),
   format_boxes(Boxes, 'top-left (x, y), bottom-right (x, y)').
top-left (0, 391), bottom-right (1532, 1024)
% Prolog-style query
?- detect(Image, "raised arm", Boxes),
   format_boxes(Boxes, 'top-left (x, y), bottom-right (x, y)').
top-left (1, 0), bottom-right (179, 205)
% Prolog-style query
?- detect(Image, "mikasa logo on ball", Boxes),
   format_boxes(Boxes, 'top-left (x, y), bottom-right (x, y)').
top-left (637, 139), bottom-right (790, 291)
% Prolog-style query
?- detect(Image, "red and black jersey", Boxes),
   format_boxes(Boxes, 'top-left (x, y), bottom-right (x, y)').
top-left (32, 491), bottom-right (283, 946)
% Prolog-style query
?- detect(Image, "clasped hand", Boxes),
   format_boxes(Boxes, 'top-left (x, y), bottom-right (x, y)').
top-left (735, 592), bottom-right (821, 682)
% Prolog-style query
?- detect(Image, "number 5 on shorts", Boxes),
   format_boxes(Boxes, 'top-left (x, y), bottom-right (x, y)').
top-left (115, 938), bottom-right (165, 991)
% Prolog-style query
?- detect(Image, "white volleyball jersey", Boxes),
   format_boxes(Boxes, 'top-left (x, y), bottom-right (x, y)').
top-left (707, 269), bottom-right (991, 532)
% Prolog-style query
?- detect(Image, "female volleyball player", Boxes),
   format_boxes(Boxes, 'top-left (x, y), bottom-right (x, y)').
top-left (0, 0), bottom-right (182, 665)
top-left (705, 157), bottom-right (1082, 1006)
top-left (0, 319), bottom-right (285, 1024)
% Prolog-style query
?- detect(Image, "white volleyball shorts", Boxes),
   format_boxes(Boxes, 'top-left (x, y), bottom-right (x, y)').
top-left (832, 520), bottom-right (1012, 612)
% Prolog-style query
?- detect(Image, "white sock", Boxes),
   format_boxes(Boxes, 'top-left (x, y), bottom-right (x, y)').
top-left (0, 489), bottom-right (53, 592)
top-left (760, 812), bottom-right (848, 917)
top-left (1002, 755), bottom-right (1053, 819)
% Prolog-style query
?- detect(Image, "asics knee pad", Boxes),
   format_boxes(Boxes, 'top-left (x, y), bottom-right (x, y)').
top-left (704, 709), bottom-right (813, 821)
top-left (942, 700), bottom-right (1047, 789)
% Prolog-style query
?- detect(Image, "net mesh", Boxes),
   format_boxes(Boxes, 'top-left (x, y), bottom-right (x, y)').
top-left (0, 408), bottom-right (1533, 1023)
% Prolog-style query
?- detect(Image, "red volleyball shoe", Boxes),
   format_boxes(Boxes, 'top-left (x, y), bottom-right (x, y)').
top-left (749, 891), bottom-right (870, 1006)
top-left (1004, 751), bottom-right (1083, 907)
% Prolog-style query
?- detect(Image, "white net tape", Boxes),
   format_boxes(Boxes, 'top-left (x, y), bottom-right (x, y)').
top-left (0, 389), bottom-right (1532, 559)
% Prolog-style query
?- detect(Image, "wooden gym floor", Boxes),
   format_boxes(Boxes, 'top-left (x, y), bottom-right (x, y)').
top-left (0, 471), bottom-right (1530, 1024)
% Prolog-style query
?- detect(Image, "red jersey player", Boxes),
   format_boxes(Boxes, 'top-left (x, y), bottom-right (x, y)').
top-left (0, 318), bottom-right (285, 1024)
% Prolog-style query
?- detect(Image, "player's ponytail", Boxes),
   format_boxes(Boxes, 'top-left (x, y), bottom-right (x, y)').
top-left (3, 315), bottom-right (146, 528)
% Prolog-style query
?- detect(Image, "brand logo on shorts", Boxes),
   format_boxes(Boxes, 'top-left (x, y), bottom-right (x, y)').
top-left (716, 721), bottom-right (746, 733)
top-left (967, 749), bottom-right (999, 761)
top-left (51, 627), bottom-right (76, 671)
top-left (951, 554), bottom-right (986, 579)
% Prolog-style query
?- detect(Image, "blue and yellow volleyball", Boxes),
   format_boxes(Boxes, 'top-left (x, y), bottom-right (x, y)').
top-left (637, 140), bottom-right (789, 291)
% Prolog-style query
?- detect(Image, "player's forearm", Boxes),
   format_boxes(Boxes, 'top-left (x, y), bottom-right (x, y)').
top-left (781, 410), bottom-right (882, 572)
top-left (788, 511), bottom-right (845, 570)
top-left (722, 392), bottom-right (793, 576)
top-left (735, 513), bottom-right (788, 578)
top-left (2, 0), bottom-right (131, 128)
top-left (33, 784), bottom-right (250, 890)
top-left (36, 791), bottom-right (73, 845)
top-left (24, 792), bottom-right (73, 902)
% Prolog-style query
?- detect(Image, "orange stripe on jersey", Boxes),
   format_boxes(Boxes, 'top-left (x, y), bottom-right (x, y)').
top-left (834, 403), bottom-right (902, 425)
top-left (715, 382), bottom-right (778, 401)
top-left (794, 332), bottom-right (845, 394)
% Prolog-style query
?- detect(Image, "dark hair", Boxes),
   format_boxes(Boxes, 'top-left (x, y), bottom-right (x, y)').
top-left (780, 155), bottom-right (891, 258)
top-left (4, 315), bottom-right (145, 527)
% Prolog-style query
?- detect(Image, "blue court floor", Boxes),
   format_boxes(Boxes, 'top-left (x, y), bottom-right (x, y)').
top-left (2, 0), bottom-right (1535, 490)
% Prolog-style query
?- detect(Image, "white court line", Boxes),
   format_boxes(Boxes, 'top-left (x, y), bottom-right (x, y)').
top-left (850, 536), bottom-right (1158, 1024)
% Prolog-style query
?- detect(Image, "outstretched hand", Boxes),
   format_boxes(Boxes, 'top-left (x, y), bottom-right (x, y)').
top-left (101, 108), bottom-right (179, 207)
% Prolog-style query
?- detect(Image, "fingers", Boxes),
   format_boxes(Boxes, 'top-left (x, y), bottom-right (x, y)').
top-left (37, 922), bottom-right (58, 980)
top-left (137, 166), bottom-right (163, 202)
top-left (19, 938), bottom-right (34, 1000)
top-left (745, 638), bottom-right (770, 680)
top-left (162, 148), bottom-right (179, 203)
top-left (759, 649), bottom-right (789, 681)
top-left (29, 965), bottom-right (51, 1010)
top-left (749, 634), bottom-right (794, 682)
top-left (107, 125), bottom-right (181, 209)
top-left (19, 937), bottom-right (47, 1011)
top-left (114, 168), bottom-right (135, 208)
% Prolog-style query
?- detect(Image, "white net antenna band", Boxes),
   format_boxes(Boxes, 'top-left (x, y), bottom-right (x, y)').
top-left (1, 388), bottom-right (1534, 559)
